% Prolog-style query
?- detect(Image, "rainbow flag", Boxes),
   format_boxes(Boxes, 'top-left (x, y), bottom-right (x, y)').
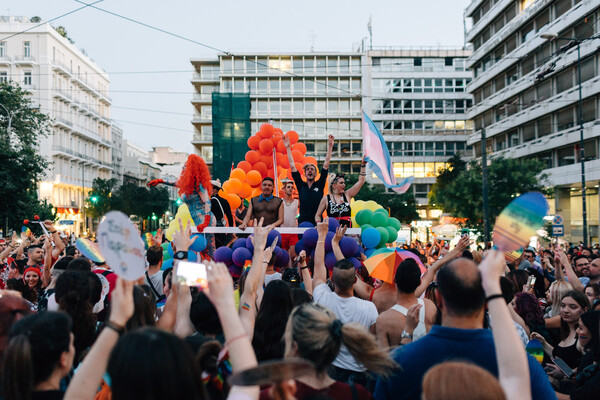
top-left (362, 112), bottom-right (413, 194)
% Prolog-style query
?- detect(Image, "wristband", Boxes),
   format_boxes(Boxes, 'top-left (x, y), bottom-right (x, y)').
top-left (174, 251), bottom-right (188, 260)
top-left (301, 266), bottom-right (310, 270)
top-left (485, 294), bottom-right (504, 303)
top-left (105, 321), bottom-right (125, 336)
top-left (226, 333), bottom-right (248, 348)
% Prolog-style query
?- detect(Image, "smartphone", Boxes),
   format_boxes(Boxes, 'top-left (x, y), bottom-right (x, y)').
top-left (527, 275), bottom-right (537, 287)
top-left (176, 261), bottom-right (208, 290)
top-left (552, 356), bottom-right (575, 378)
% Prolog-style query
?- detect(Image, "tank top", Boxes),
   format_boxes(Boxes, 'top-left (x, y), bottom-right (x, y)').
top-left (282, 199), bottom-right (298, 227)
top-left (251, 196), bottom-right (283, 226)
top-left (326, 194), bottom-right (352, 227)
top-left (391, 298), bottom-right (427, 341)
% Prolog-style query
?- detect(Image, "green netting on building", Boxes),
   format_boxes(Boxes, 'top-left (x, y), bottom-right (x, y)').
top-left (211, 92), bottom-right (251, 181)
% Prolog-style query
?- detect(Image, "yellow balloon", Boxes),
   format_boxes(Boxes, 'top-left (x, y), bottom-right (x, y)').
top-left (165, 204), bottom-right (195, 241)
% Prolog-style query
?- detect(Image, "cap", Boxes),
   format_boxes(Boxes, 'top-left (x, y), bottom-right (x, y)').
top-left (23, 266), bottom-right (42, 277)
top-left (210, 179), bottom-right (222, 189)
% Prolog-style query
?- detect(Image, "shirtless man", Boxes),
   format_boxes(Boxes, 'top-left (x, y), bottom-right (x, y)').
top-left (374, 258), bottom-right (437, 347)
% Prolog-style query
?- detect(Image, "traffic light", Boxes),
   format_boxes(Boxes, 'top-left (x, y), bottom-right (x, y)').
top-left (91, 196), bottom-right (98, 203)
top-left (151, 214), bottom-right (157, 221)
top-left (176, 198), bottom-right (183, 206)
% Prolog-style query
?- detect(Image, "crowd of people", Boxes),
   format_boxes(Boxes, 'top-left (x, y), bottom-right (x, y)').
top-left (1, 146), bottom-right (600, 400)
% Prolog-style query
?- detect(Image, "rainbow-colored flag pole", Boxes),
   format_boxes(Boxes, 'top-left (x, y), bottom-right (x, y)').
top-left (362, 111), bottom-right (413, 194)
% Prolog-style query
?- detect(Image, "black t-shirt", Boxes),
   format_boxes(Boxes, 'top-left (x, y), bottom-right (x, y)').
top-left (211, 195), bottom-right (233, 226)
top-left (292, 168), bottom-right (328, 225)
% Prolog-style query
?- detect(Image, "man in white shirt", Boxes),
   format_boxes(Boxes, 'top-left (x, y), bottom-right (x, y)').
top-left (280, 179), bottom-right (299, 268)
top-left (312, 219), bottom-right (378, 389)
top-left (144, 245), bottom-right (164, 301)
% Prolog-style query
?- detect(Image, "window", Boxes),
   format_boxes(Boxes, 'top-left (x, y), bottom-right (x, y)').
top-left (0, 71), bottom-right (7, 83)
top-left (536, 79), bottom-right (552, 101)
top-left (23, 71), bottom-right (32, 86)
top-left (535, 7), bottom-right (550, 31)
top-left (522, 123), bottom-right (536, 142)
top-left (582, 98), bottom-right (596, 123)
top-left (557, 106), bottom-right (574, 131)
top-left (555, 0), bottom-right (572, 19)
top-left (556, 67), bottom-right (573, 93)
top-left (580, 56), bottom-right (596, 83)
top-left (293, 58), bottom-right (303, 73)
top-left (0, 42), bottom-right (5, 58)
top-left (537, 115), bottom-right (552, 137)
top-left (23, 41), bottom-right (31, 57)
top-left (557, 146), bottom-right (575, 166)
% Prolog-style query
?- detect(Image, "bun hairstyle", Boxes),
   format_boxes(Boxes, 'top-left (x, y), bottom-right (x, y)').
top-left (284, 303), bottom-right (396, 376)
top-left (1, 312), bottom-right (72, 400)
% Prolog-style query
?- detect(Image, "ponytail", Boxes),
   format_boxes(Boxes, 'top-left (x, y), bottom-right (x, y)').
top-left (340, 323), bottom-right (397, 377)
top-left (1, 334), bottom-right (35, 400)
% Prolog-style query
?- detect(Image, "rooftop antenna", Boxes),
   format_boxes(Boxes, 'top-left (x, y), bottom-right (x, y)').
top-left (367, 15), bottom-right (373, 50)
top-left (309, 30), bottom-right (316, 52)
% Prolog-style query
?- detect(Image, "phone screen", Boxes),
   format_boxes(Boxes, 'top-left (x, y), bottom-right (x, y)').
top-left (552, 357), bottom-right (575, 377)
top-left (176, 261), bottom-right (208, 290)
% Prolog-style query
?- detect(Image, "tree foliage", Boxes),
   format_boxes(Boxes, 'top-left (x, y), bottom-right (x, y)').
top-left (0, 82), bottom-right (54, 232)
top-left (85, 178), bottom-right (171, 223)
top-left (345, 174), bottom-right (419, 223)
top-left (429, 155), bottom-right (550, 230)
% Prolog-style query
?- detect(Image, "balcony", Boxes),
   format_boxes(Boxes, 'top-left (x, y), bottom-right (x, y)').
top-left (191, 72), bottom-right (219, 83)
top-left (192, 133), bottom-right (213, 144)
top-left (14, 56), bottom-right (37, 66)
top-left (53, 88), bottom-right (73, 103)
top-left (192, 114), bottom-right (212, 124)
top-left (52, 61), bottom-right (73, 77)
top-left (53, 117), bottom-right (74, 130)
top-left (0, 55), bottom-right (10, 66)
top-left (191, 93), bottom-right (213, 103)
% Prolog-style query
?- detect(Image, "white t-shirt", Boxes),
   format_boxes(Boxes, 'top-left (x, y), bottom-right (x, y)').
top-left (282, 199), bottom-right (299, 227)
top-left (264, 272), bottom-right (282, 287)
top-left (313, 283), bottom-right (378, 372)
top-left (144, 270), bottom-right (164, 300)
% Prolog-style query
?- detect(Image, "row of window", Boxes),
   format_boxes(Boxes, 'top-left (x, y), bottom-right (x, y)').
top-left (218, 56), bottom-right (362, 76)
top-left (472, 1), bottom-right (594, 78)
top-left (474, 54), bottom-right (598, 129)
top-left (386, 141), bottom-right (470, 157)
top-left (529, 139), bottom-right (598, 169)
top-left (220, 77), bottom-right (361, 95)
top-left (372, 78), bottom-right (472, 93)
top-left (250, 98), bottom-right (361, 116)
top-left (371, 57), bottom-right (467, 73)
top-left (249, 119), bottom-right (363, 138)
top-left (373, 99), bottom-right (473, 115)
top-left (478, 96), bottom-right (597, 152)
top-left (0, 70), bottom-right (32, 85)
top-left (0, 41), bottom-right (30, 58)
top-left (392, 162), bottom-right (450, 179)
top-left (376, 120), bottom-right (475, 132)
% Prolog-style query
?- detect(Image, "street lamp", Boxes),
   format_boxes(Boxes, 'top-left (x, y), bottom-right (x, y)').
top-left (541, 32), bottom-right (595, 246)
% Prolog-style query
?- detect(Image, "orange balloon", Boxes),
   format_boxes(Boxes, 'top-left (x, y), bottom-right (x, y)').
top-left (303, 156), bottom-right (318, 166)
top-left (239, 183), bottom-right (252, 199)
top-left (266, 168), bottom-right (275, 179)
top-left (245, 151), bottom-right (260, 164)
top-left (271, 134), bottom-right (282, 147)
top-left (294, 162), bottom-right (304, 172)
top-left (286, 130), bottom-right (299, 144)
top-left (230, 168), bottom-right (246, 182)
top-left (286, 168), bottom-right (293, 179)
top-left (259, 139), bottom-right (274, 154)
top-left (247, 135), bottom-right (260, 150)
top-left (226, 194), bottom-right (241, 210)
top-left (251, 188), bottom-right (262, 198)
top-left (277, 153), bottom-right (290, 169)
top-left (223, 178), bottom-right (242, 195)
top-left (259, 123), bottom-right (275, 139)
top-left (237, 161), bottom-right (252, 173)
top-left (292, 142), bottom-right (307, 155)
top-left (246, 170), bottom-right (262, 187)
top-left (218, 188), bottom-right (228, 198)
top-left (291, 150), bottom-right (303, 162)
top-left (276, 140), bottom-right (287, 154)
top-left (259, 155), bottom-right (273, 168)
top-left (253, 162), bottom-right (268, 177)
top-left (274, 128), bottom-right (283, 134)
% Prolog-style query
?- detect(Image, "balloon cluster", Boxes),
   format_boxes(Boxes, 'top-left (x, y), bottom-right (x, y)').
top-left (217, 123), bottom-right (319, 210)
top-left (354, 206), bottom-right (402, 258)
top-left (213, 230), bottom-right (290, 278)
top-left (161, 233), bottom-right (208, 271)
top-left (294, 219), bottom-right (363, 271)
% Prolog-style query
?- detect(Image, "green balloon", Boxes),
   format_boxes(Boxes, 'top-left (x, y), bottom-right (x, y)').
top-left (161, 242), bottom-right (169, 251)
top-left (163, 250), bottom-right (172, 261)
top-left (371, 212), bottom-right (389, 227)
top-left (355, 209), bottom-right (373, 227)
top-left (388, 217), bottom-right (401, 231)
top-left (374, 208), bottom-right (389, 217)
top-left (375, 226), bottom-right (389, 247)
top-left (360, 224), bottom-right (373, 232)
top-left (385, 226), bottom-right (398, 243)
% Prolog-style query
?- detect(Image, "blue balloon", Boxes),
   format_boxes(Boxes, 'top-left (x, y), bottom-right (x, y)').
top-left (167, 242), bottom-right (174, 257)
top-left (229, 265), bottom-right (243, 278)
top-left (189, 234), bottom-right (207, 252)
top-left (273, 246), bottom-right (283, 258)
top-left (361, 227), bottom-right (381, 249)
top-left (340, 236), bottom-right (359, 258)
top-left (275, 249), bottom-right (290, 268)
top-left (188, 250), bottom-right (198, 262)
top-left (232, 238), bottom-right (247, 250)
top-left (365, 248), bottom-right (376, 258)
top-left (214, 247), bottom-right (233, 264)
top-left (161, 258), bottom-right (173, 271)
top-left (354, 246), bottom-right (364, 258)
top-left (267, 230), bottom-right (282, 248)
top-left (349, 257), bottom-right (362, 269)
top-left (327, 217), bottom-right (340, 233)
top-left (295, 239), bottom-right (305, 255)
top-left (324, 232), bottom-right (335, 253)
top-left (302, 228), bottom-right (319, 249)
top-left (298, 221), bottom-right (314, 239)
top-left (232, 247), bottom-right (252, 267)
top-left (325, 252), bottom-right (338, 270)
top-left (246, 235), bottom-right (254, 253)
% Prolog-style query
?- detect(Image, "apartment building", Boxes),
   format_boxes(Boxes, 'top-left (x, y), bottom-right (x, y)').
top-left (465, 0), bottom-right (600, 243)
top-left (0, 16), bottom-right (112, 235)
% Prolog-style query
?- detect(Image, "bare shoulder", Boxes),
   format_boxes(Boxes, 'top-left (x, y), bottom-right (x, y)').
top-left (377, 308), bottom-right (405, 328)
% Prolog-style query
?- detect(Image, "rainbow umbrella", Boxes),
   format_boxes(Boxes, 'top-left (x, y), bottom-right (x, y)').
top-left (76, 238), bottom-right (106, 264)
top-left (364, 249), bottom-right (426, 284)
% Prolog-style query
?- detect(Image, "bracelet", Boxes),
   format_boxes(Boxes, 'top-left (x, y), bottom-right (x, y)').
top-left (49, 231), bottom-right (57, 234)
top-left (301, 266), bottom-right (310, 270)
top-left (226, 333), bottom-right (248, 348)
top-left (485, 294), bottom-right (504, 303)
top-left (104, 320), bottom-right (125, 336)
top-left (360, 173), bottom-right (366, 176)
top-left (317, 240), bottom-right (325, 244)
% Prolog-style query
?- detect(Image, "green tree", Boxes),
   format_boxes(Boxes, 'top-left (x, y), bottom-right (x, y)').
top-left (428, 155), bottom-right (550, 230)
top-left (111, 183), bottom-right (170, 221)
top-left (0, 82), bottom-right (54, 232)
top-left (345, 174), bottom-right (419, 223)
top-left (53, 25), bottom-right (75, 44)
top-left (30, 16), bottom-right (42, 23)
top-left (85, 178), bottom-right (118, 219)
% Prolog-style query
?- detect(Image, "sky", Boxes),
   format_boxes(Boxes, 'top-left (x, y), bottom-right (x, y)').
top-left (5, 0), bottom-right (472, 153)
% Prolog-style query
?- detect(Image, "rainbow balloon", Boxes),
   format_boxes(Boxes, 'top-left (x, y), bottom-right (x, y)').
top-left (76, 238), bottom-right (106, 264)
top-left (492, 192), bottom-right (548, 252)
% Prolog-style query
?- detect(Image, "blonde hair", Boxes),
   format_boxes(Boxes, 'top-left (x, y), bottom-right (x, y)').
top-left (328, 173), bottom-right (344, 195)
top-left (422, 361), bottom-right (505, 400)
top-left (548, 280), bottom-right (573, 317)
top-left (284, 303), bottom-right (397, 376)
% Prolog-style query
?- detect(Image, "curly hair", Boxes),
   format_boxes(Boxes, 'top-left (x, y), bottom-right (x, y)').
top-left (514, 292), bottom-right (545, 331)
top-left (177, 154), bottom-right (212, 197)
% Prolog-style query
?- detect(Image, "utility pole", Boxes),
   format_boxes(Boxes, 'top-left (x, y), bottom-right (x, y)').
top-left (481, 127), bottom-right (490, 245)
top-left (576, 42), bottom-right (588, 246)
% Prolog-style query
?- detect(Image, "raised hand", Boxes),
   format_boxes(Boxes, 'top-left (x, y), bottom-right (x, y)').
top-left (405, 303), bottom-right (422, 335)
top-left (171, 218), bottom-right (197, 253)
top-left (479, 250), bottom-right (506, 294)
top-left (263, 236), bottom-right (279, 265)
top-left (251, 218), bottom-right (272, 253)
top-left (147, 179), bottom-right (164, 187)
top-left (152, 228), bottom-right (163, 246)
top-left (328, 134), bottom-right (335, 148)
top-left (109, 278), bottom-right (135, 327)
top-left (316, 219), bottom-right (329, 239)
top-left (282, 135), bottom-right (291, 149)
top-left (204, 261), bottom-right (235, 312)
top-left (333, 225), bottom-right (347, 244)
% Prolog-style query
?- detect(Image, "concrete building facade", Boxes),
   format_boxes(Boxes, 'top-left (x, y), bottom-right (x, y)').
top-left (464, 0), bottom-right (600, 243)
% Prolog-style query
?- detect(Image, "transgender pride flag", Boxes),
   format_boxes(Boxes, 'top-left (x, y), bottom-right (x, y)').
top-left (362, 111), bottom-right (414, 194)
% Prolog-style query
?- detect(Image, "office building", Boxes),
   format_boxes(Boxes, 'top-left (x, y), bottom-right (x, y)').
top-left (464, 0), bottom-right (600, 242)
top-left (0, 16), bottom-right (112, 235)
